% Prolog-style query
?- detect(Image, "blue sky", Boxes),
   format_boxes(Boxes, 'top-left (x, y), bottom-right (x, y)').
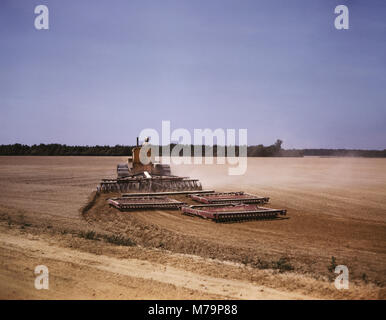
top-left (0, 0), bottom-right (385, 148)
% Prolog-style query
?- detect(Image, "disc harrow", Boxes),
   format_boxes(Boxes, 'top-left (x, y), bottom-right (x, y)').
top-left (98, 176), bottom-right (202, 193)
top-left (108, 196), bottom-right (184, 211)
top-left (122, 190), bottom-right (215, 197)
top-left (181, 203), bottom-right (286, 222)
top-left (188, 191), bottom-right (269, 205)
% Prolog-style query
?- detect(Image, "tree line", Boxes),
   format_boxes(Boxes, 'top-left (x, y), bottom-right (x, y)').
top-left (0, 141), bottom-right (385, 157)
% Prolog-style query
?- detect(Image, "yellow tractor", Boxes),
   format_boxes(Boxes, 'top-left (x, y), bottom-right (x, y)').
top-left (98, 137), bottom-right (202, 193)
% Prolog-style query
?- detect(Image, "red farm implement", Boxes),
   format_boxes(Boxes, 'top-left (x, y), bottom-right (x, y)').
top-left (107, 196), bottom-right (184, 211)
top-left (181, 203), bottom-right (286, 222)
top-left (188, 191), bottom-right (269, 205)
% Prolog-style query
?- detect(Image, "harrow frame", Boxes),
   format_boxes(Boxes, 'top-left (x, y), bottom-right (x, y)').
top-left (108, 196), bottom-right (184, 211)
top-left (99, 175), bottom-right (202, 193)
top-left (188, 191), bottom-right (269, 205)
top-left (181, 203), bottom-right (286, 222)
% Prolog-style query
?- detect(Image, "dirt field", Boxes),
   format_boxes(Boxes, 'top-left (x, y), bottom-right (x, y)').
top-left (0, 156), bottom-right (385, 299)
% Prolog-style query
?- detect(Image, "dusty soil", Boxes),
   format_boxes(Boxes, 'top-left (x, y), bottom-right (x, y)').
top-left (0, 156), bottom-right (385, 299)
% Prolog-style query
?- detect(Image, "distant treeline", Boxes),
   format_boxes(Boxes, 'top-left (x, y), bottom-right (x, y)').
top-left (301, 149), bottom-right (386, 157)
top-left (0, 141), bottom-right (385, 157)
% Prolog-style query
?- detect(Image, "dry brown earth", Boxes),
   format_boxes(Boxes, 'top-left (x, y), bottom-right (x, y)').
top-left (0, 156), bottom-right (385, 299)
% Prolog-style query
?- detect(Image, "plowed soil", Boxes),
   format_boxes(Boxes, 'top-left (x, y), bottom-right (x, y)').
top-left (0, 156), bottom-right (385, 299)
